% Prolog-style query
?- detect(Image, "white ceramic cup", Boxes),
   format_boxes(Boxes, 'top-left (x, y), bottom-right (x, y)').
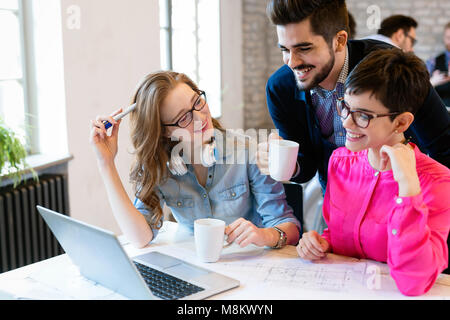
top-left (268, 139), bottom-right (299, 181)
top-left (194, 218), bottom-right (226, 263)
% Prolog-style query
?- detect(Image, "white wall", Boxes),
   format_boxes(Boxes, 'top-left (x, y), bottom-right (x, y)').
top-left (219, 0), bottom-right (244, 130)
top-left (61, 0), bottom-right (160, 234)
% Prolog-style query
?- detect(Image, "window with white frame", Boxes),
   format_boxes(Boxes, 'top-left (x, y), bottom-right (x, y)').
top-left (0, 0), bottom-right (29, 149)
top-left (159, 0), bottom-right (222, 118)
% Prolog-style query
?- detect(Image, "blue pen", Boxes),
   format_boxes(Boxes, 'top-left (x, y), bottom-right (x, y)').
top-left (102, 103), bottom-right (137, 129)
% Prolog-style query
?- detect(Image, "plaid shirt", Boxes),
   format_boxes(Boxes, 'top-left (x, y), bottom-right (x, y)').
top-left (310, 47), bottom-right (349, 147)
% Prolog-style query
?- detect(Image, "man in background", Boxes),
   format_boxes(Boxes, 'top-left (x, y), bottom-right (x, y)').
top-left (426, 22), bottom-right (450, 106)
top-left (364, 14), bottom-right (418, 52)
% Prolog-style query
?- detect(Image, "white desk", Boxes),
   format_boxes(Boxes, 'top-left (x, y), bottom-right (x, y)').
top-left (0, 221), bottom-right (449, 300)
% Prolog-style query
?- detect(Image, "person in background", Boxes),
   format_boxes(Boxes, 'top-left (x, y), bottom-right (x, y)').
top-left (426, 22), bottom-right (450, 106)
top-left (364, 14), bottom-right (418, 53)
top-left (297, 49), bottom-right (450, 296)
top-left (90, 71), bottom-right (300, 249)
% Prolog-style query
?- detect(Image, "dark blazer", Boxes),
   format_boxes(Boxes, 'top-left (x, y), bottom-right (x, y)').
top-left (266, 39), bottom-right (450, 191)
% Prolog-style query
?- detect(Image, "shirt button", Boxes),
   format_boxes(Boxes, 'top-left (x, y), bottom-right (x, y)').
top-left (231, 192), bottom-right (236, 197)
top-left (374, 171), bottom-right (379, 177)
top-left (203, 194), bottom-right (207, 198)
top-left (339, 132), bottom-right (343, 136)
top-left (177, 202), bottom-right (182, 207)
top-left (392, 229), bottom-right (398, 236)
top-left (396, 198), bottom-right (403, 204)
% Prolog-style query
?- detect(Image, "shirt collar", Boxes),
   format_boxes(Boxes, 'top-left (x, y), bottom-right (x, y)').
top-left (364, 34), bottom-right (398, 48)
top-left (311, 45), bottom-right (349, 95)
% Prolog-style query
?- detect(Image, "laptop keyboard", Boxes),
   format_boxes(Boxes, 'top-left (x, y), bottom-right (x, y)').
top-left (133, 261), bottom-right (205, 300)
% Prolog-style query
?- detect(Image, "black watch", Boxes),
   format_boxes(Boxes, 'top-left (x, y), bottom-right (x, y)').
top-left (271, 226), bottom-right (287, 249)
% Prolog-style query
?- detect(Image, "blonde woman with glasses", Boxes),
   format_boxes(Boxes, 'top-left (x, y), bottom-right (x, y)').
top-left (90, 71), bottom-right (300, 250)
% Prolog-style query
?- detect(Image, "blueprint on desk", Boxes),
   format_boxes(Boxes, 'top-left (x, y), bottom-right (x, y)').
top-left (157, 242), bottom-right (450, 299)
top-left (158, 242), bottom-right (368, 294)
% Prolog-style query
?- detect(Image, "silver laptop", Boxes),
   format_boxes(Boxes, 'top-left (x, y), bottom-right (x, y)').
top-left (36, 206), bottom-right (239, 300)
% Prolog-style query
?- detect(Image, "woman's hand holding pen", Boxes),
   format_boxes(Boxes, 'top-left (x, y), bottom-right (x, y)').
top-left (89, 108), bottom-right (123, 167)
top-left (90, 108), bottom-right (154, 247)
top-left (296, 231), bottom-right (330, 260)
top-left (379, 140), bottom-right (421, 197)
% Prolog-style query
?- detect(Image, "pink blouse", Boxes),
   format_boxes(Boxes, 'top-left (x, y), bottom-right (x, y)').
top-left (322, 144), bottom-right (450, 296)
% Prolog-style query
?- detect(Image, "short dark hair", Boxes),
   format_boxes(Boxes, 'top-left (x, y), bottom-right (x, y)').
top-left (266, 0), bottom-right (349, 45)
top-left (377, 15), bottom-right (418, 37)
top-left (345, 48), bottom-right (430, 117)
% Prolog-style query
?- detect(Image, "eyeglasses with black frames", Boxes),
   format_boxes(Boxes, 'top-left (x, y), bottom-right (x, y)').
top-left (404, 31), bottom-right (417, 47)
top-left (162, 91), bottom-right (207, 128)
top-left (336, 97), bottom-right (400, 129)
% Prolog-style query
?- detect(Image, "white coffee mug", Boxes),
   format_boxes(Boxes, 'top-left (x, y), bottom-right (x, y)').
top-left (194, 218), bottom-right (226, 263)
top-left (268, 139), bottom-right (299, 181)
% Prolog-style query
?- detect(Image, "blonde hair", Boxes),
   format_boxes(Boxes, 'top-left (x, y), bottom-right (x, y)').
top-left (128, 71), bottom-right (223, 229)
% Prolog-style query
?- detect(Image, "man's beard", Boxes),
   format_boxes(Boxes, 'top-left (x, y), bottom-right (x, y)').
top-left (295, 51), bottom-right (335, 91)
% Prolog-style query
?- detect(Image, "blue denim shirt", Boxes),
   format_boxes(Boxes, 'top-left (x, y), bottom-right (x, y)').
top-left (134, 136), bottom-right (301, 240)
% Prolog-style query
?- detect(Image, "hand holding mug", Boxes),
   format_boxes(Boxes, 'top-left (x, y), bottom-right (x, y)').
top-left (256, 132), bottom-right (282, 175)
top-left (268, 138), bottom-right (299, 181)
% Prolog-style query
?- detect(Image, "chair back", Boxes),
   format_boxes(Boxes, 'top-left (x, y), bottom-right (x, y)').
top-left (283, 183), bottom-right (303, 232)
